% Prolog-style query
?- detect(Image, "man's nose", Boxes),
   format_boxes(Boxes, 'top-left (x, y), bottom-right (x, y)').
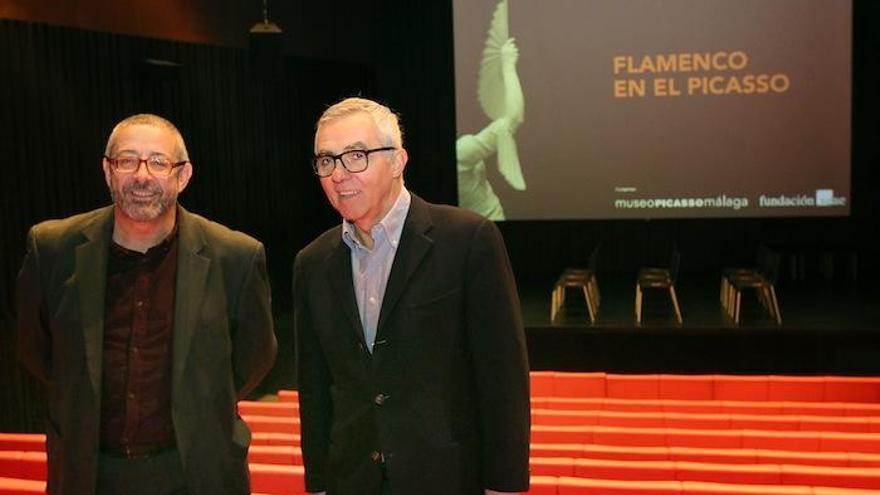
top-left (132, 161), bottom-right (153, 181)
top-left (330, 159), bottom-right (350, 181)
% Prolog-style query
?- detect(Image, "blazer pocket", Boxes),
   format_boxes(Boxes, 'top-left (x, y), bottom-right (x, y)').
top-left (402, 287), bottom-right (461, 311)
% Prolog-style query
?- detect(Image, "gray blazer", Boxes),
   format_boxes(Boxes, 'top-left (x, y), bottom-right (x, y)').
top-left (16, 205), bottom-right (277, 495)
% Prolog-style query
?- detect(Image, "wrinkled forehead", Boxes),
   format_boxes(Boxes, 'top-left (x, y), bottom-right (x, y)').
top-left (314, 112), bottom-right (382, 153)
top-left (111, 124), bottom-right (179, 156)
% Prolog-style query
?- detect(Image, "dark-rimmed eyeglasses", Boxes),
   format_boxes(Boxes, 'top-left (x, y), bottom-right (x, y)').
top-left (104, 155), bottom-right (187, 177)
top-left (312, 147), bottom-right (396, 177)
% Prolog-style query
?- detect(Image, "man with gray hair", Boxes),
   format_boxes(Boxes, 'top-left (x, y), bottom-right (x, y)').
top-left (16, 113), bottom-right (277, 494)
top-left (294, 97), bottom-right (530, 495)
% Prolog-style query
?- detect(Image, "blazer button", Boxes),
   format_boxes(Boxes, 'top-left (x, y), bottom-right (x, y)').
top-left (369, 450), bottom-right (382, 462)
top-left (374, 393), bottom-right (387, 406)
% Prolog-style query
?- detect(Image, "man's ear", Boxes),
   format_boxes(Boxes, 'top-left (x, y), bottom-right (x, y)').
top-left (392, 148), bottom-right (408, 178)
top-left (176, 162), bottom-right (194, 192)
top-left (102, 157), bottom-right (113, 188)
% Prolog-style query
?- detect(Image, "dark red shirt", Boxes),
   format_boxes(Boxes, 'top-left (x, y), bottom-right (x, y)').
top-left (100, 228), bottom-right (179, 455)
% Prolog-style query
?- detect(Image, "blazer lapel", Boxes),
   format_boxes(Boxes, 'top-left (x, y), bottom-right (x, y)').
top-left (325, 239), bottom-right (367, 347)
top-left (376, 195), bottom-right (433, 336)
top-left (172, 208), bottom-right (210, 394)
top-left (77, 207), bottom-right (114, 395)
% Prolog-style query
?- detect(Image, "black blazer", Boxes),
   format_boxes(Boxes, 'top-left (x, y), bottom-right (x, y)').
top-left (294, 194), bottom-right (530, 495)
top-left (16, 205), bottom-right (277, 495)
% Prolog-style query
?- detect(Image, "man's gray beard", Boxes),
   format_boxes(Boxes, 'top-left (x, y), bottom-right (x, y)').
top-left (110, 183), bottom-right (176, 221)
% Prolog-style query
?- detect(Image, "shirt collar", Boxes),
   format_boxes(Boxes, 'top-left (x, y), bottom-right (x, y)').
top-left (342, 187), bottom-right (411, 252)
top-left (110, 212), bottom-right (180, 260)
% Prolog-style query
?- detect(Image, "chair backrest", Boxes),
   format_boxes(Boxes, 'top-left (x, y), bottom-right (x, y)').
top-left (588, 243), bottom-right (601, 272)
top-left (758, 246), bottom-right (780, 283)
top-left (669, 245), bottom-right (681, 282)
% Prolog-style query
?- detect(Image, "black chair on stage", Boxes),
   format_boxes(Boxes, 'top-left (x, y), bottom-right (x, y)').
top-left (635, 245), bottom-right (682, 325)
top-left (550, 244), bottom-right (601, 324)
top-left (719, 246), bottom-right (768, 313)
top-left (723, 246), bottom-right (782, 325)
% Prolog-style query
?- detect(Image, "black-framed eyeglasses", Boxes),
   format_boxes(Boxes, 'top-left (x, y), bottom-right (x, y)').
top-left (312, 147), bottom-right (396, 177)
top-left (104, 155), bottom-right (187, 177)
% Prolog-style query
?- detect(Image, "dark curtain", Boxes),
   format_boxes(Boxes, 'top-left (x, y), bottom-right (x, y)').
top-left (2, 0), bottom-right (879, 431)
top-left (0, 19), bottom-right (379, 431)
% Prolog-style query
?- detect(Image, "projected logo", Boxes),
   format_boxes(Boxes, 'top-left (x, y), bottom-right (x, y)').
top-left (815, 189), bottom-right (847, 207)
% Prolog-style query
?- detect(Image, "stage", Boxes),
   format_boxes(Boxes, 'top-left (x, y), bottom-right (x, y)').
top-left (521, 273), bottom-right (880, 375)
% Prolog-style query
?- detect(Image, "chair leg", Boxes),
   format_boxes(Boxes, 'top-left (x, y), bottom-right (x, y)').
top-left (581, 285), bottom-right (595, 324)
top-left (720, 276), bottom-right (728, 306)
top-left (551, 284), bottom-right (564, 322)
top-left (768, 285), bottom-right (782, 325)
top-left (669, 286), bottom-right (683, 325)
top-left (734, 290), bottom-right (742, 325)
top-left (635, 284), bottom-right (642, 324)
top-left (728, 284), bottom-right (738, 320)
top-left (724, 282), bottom-right (734, 319)
top-left (590, 275), bottom-right (601, 310)
top-left (757, 283), bottom-right (771, 313)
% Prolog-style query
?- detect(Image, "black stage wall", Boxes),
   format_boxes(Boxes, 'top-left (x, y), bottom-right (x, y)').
top-left (1, 1), bottom-right (878, 432)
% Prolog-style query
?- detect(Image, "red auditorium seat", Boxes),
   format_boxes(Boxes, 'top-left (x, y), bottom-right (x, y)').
top-left (553, 373), bottom-right (607, 398)
top-left (276, 390), bottom-right (298, 403)
top-left (664, 428), bottom-right (742, 449)
top-left (823, 377), bottom-right (880, 403)
top-left (780, 464), bottom-right (880, 490)
top-left (811, 487), bottom-right (880, 495)
top-left (238, 401), bottom-right (298, 417)
top-left (674, 461), bottom-right (781, 485)
top-left (15, 372), bottom-right (880, 494)
top-left (0, 476), bottom-right (45, 494)
top-left (796, 416), bottom-right (874, 434)
top-left (530, 457), bottom-right (576, 476)
top-left (531, 443), bottom-right (584, 458)
top-left (598, 411), bottom-right (668, 429)
top-left (526, 372), bottom-right (880, 403)
top-left (532, 425), bottom-right (593, 444)
top-left (532, 408), bottom-right (878, 434)
top-left (0, 435), bottom-right (44, 453)
top-left (531, 442), bottom-right (880, 468)
top-left (680, 481), bottom-right (810, 494)
top-left (659, 375), bottom-right (715, 400)
top-left (713, 376), bottom-right (769, 401)
top-left (590, 426), bottom-right (669, 447)
top-left (534, 397), bottom-right (880, 417)
top-left (580, 443), bottom-right (669, 462)
top-left (820, 431), bottom-right (880, 454)
top-left (668, 447), bottom-right (759, 465)
top-left (0, 452), bottom-right (46, 481)
top-left (741, 430), bottom-right (821, 452)
top-left (242, 415), bottom-right (300, 435)
top-left (251, 432), bottom-right (300, 447)
top-left (528, 475), bottom-right (559, 494)
top-left (248, 463), bottom-right (305, 495)
top-left (556, 476), bottom-right (682, 495)
top-left (767, 376), bottom-right (827, 402)
top-left (531, 371), bottom-right (559, 397)
top-left (573, 458), bottom-right (675, 481)
top-left (248, 445), bottom-right (301, 465)
top-left (846, 451), bottom-right (880, 468)
top-left (607, 374), bottom-right (662, 399)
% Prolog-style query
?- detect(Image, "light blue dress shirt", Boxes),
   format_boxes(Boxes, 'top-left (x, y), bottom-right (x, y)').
top-left (341, 188), bottom-right (412, 353)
